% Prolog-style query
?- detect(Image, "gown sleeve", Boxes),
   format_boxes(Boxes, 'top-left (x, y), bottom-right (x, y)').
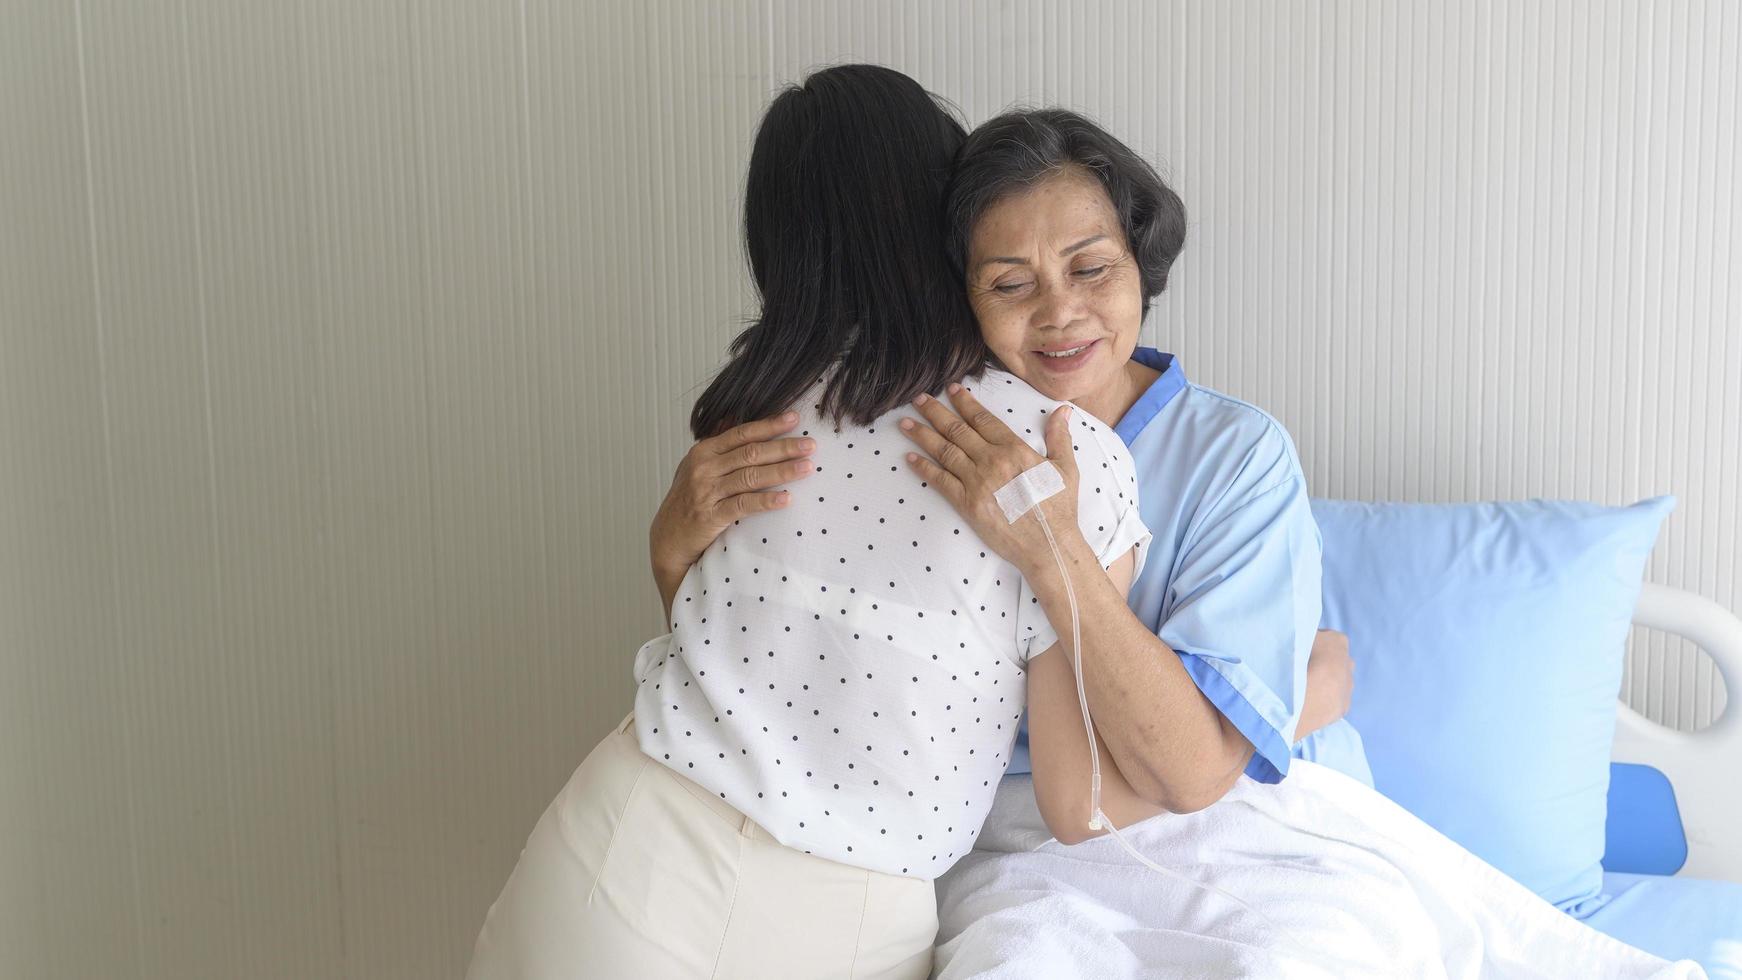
top-left (1156, 423), bottom-right (1322, 783)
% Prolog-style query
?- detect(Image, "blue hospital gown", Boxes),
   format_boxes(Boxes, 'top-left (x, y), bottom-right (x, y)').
top-left (1006, 347), bottom-right (1372, 786)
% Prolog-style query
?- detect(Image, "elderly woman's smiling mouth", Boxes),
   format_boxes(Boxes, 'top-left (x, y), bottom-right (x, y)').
top-left (1032, 337), bottom-right (1102, 372)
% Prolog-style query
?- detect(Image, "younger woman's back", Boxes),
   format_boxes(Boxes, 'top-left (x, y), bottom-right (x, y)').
top-left (635, 367), bottom-right (1147, 879)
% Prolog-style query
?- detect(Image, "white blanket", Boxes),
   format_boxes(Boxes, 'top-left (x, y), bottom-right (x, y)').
top-left (932, 761), bottom-right (1707, 979)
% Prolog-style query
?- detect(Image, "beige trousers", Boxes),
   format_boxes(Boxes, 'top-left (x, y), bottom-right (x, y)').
top-left (466, 712), bottom-right (938, 979)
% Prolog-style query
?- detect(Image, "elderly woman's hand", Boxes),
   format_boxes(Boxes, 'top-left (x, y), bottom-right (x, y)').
top-left (650, 412), bottom-right (815, 621)
top-left (898, 382), bottom-right (1083, 575)
top-left (1297, 629), bottom-right (1355, 741)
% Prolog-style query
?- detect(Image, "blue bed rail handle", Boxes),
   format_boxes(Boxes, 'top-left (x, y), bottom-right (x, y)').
top-left (1603, 762), bottom-right (1689, 877)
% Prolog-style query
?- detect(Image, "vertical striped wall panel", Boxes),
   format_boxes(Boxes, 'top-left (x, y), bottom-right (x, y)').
top-left (0, 2), bottom-right (1734, 977)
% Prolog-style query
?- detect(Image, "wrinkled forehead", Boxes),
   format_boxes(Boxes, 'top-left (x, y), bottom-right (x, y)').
top-left (968, 169), bottom-right (1124, 269)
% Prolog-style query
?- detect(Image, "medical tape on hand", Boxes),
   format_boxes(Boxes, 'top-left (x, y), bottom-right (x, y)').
top-left (994, 460), bottom-right (1066, 524)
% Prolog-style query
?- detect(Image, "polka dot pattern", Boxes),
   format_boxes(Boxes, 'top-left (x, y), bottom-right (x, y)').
top-left (632, 368), bottom-right (1149, 879)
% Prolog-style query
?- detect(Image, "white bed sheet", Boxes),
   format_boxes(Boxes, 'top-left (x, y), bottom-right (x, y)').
top-left (932, 765), bottom-right (1705, 979)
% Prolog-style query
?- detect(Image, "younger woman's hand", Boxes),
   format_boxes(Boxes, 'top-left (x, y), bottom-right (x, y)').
top-left (898, 382), bottom-right (1082, 574)
top-left (650, 412), bottom-right (816, 620)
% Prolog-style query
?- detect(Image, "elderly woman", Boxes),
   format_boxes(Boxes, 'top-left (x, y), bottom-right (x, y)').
top-left (905, 108), bottom-right (1373, 821)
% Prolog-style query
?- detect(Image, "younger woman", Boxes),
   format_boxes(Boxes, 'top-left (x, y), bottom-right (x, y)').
top-left (466, 65), bottom-right (1155, 980)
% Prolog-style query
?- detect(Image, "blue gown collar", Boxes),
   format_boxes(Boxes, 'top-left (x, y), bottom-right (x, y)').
top-left (1113, 348), bottom-right (1187, 446)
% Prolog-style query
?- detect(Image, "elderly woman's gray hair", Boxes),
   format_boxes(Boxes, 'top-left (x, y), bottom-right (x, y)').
top-left (946, 108), bottom-right (1187, 317)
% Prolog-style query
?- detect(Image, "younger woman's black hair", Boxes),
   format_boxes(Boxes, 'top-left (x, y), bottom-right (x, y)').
top-left (945, 108), bottom-right (1187, 318)
top-left (690, 64), bottom-right (990, 439)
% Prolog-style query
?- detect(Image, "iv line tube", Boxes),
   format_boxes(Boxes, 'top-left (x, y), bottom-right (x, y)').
top-left (1028, 499), bottom-right (1314, 955)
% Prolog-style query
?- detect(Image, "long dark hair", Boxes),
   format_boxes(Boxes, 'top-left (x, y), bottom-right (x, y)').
top-left (690, 65), bottom-right (989, 438)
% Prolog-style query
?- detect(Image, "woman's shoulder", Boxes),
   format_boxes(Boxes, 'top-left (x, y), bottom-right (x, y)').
top-left (963, 365), bottom-right (1056, 410)
top-left (792, 365), bottom-right (1114, 446)
top-left (959, 367), bottom-right (1124, 455)
top-left (1174, 381), bottom-right (1293, 444)
top-left (1160, 381), bottom-right (1307, 501)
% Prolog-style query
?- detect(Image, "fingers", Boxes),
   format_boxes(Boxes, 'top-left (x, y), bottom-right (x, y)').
top-left (911, 390), bottom-right (991, 461)
top-left (719, 435), bottom-right (816, 476)
top-left (706, 411), bottom-right (801, 455)
top-left (897, 414), bottom-right (976, 481)
top-left (726, 456), bottom-right (815, 496)
top-left (1042, 404), bottom-right (1079, 480)
top-left (691, 422), bottom-right (814, 503)
top-left (944, 383), bottom-right (1016, 446)
top-left (901, 450), bottom-right (966, 506)
top-left (1311, 628), bottom-right (1351, 660)
top-left (715, 489), bottom-right (793, 522)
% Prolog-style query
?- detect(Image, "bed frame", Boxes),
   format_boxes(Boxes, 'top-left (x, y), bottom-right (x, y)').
top-left (1610, 583), bottom-right (1742, 881)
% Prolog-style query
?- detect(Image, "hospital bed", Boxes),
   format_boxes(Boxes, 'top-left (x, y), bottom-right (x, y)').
top-left (1610, 583), bottom-right (1742, 882)
top-left (1587, 583), bottom-right (1742, 972)
top-left (938, 584), bottom-right (1742, 975)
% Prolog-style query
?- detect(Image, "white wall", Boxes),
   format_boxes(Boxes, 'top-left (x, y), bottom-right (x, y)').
top-left (1, 2), bottom-right (1735, 977)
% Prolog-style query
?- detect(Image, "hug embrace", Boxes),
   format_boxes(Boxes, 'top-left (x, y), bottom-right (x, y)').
top-left (464, 65), bottom-right (1703, 980)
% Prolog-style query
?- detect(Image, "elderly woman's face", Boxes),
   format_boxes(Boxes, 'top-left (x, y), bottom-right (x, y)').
top-left (964, 169), bottom-right (1144, 406)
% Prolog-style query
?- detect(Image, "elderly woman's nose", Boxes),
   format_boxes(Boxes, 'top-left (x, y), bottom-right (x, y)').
top-left (1032, 278), bottom-right (1085, 328)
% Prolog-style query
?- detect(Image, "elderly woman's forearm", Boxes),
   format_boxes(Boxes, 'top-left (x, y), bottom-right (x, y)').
top-left (1017, 531), bottom-right (1251, 811)
top-left (1027, 644), bottom-right (1169, 842)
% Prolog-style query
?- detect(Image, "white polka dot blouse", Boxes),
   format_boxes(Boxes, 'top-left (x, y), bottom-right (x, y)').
top-left (633, 367), bottom-right (1150, 879)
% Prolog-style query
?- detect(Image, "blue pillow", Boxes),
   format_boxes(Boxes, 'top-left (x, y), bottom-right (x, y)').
top-left (1312, 496), bottom-right (1674, 916)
